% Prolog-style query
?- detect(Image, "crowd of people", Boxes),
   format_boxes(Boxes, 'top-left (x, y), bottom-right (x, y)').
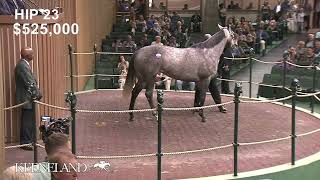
top-left (281, 32), bottom-right (320, 66)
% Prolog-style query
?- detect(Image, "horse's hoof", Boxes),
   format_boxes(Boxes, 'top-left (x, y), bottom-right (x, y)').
top-left (218, 106), bottom-right (227, 113)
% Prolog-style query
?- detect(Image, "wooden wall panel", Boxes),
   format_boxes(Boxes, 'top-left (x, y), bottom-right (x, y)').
top-left (0, 0), bottom-right (115, 143)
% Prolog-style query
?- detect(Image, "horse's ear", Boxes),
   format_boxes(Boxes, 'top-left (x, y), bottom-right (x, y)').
top-left (218, 24), bottom-right (223, 30)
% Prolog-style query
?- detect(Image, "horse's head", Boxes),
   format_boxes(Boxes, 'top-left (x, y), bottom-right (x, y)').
top-left (218, 24), bottom-right (236, 46)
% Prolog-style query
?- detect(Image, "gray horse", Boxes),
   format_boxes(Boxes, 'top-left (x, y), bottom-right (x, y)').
top-left (123, 25), bottom-right (234, 122)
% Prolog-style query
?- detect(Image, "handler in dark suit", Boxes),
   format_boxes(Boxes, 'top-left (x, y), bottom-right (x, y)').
top-left (218, 46), bottom-right (233, 94)
top-left (194, 34), bottom-right (227, 113)
top-left (15, 47), bottom-right (42, 150)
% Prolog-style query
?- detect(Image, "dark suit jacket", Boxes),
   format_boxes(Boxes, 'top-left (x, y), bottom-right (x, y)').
top-left (15, 59), bottom-right (41, 109)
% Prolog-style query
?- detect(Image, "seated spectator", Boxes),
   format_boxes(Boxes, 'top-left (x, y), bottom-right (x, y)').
top-left (155, 73), bottom-right (171, 90)
top-left (234, 3), bottom-right (241, 9)
top-left (151, 36), bottom-right (164, 45)
top-left (314, 41), bottom-right (320, 57)
top-left (191, 12), bottom-right (202, 32)
top-left (159, 2), bottom-right (166, 11)
top-left (287, 46), bottom-right (297, 62)
top-left (246, 2), bottom-right (254, 10)
top-left (153, 22), bottom-right (162, 36)
top-left (146, 15), bottom-right (156, 29)
top-left (118, 0), bottom-right (130, 12)
top-left (267, 20), bottom-right (279, 40)
top-left (112, 39), bottom-right (123, 51)
top-left (48, 149), bottom-right (78, 180)
top-left (130, 21), bottom-right (137, 35)
top-left (123, 35), bottom-right (137, 50)
top-left (305, 33), bottom-right (315, 48)
top-left (182, 4), bottom-right (189, 10)
top-left (228, 1), bottom-right (237, 9)
top-left (296, 41), bottom-right (306, 60)
top-left (118, 55), bottom-right (129, 89)
top-left (168, 36), bottom-right (179, 47)
top-left (297, 47), bottom-right (315, 65)
top-left (176, 80), bottom-right (195, 91)
top-left (136, 15), bottom-right (146, 25)
top-left (238, 35), bottom-right (250, 54)
top-left (256, 28), bottom-right (270, 49)
top-left (246, 34), bottom-right (255, 47)
top-left (138, 33), bottom-right (150, 47)
top-left (162, 29), bottom-right (171, 41)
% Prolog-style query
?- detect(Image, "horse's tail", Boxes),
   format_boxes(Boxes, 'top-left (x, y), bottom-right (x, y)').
top-left (123, 54), bottom-right (136, 98)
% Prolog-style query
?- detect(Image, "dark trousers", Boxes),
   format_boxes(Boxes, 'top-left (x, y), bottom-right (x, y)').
top-left (208, 77), bottom-right (222, 104)
top-left (20, 109), bottom-right (34, 144)
top-left (221, 71), bottom-right (231, 94)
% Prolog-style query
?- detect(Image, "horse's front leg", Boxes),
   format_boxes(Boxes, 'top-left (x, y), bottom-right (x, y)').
top-left (197, 79), bottom-right (210, 122)
top-left (129, 81), bottom-right (143, 121)
top-left (145, 82), bottom-right (157, 117)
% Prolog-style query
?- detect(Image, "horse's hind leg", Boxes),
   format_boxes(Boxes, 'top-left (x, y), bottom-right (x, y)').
top-left (145, 81), bottom-right (157, 117)
top-left (129, 80), bottom-right (144, 121)
top-left (197, 79), bottom-right (210, 122)
top-left (193, 84), bottom-right (200, 113)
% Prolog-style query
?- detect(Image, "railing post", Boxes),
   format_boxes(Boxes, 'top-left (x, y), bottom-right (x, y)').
top-left (157, 90), bottom-right (164, 180)
top-left (68, 44), bottom-right (74, 92)
top-left (282, 51), bottom-right (288, 103)
top-left (66, 91), bottom-right (77, 154)
top-left (311, 64), bottom-right (317, 113)
top-left (28, 83), bottom-right (38, 163)
top-left (233, 82), bottom-right (242, 176)
top-left (249, 48), bottom-right (254, 98)
top-left (67, 44), bottom-right (77, 154)
top-left (291, 78), bottom-right (299, 165)
top-left (94, 44), bottom-right (98, 90)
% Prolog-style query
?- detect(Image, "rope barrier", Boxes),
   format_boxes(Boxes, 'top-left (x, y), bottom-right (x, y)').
top-left (77, 153), bottom-right (156, 159)
top-left (252, 58), bottom-right (283, 64)
top-left (241, 95), bottom-right (292, 103)
top-left (72, 52), bottom-right (95, 55)
top-left (239, 136), bottom-right (291, 146)
top-left (297, 128), bottom-right (320, 137)
top-left (163, 101), bottom-right (234, 111)
top-left (35, 101), bottom-right (70, 111)
top-left (286, 61), bottom-right (314, 68)
top-left (36, 143), bottom-right (45, 149)
top-left (3, 102), bottom-right (29, 111)
top-left (314, 95), bottom-right (320, 102)
top-left (297, 91), bottom-right (320, 98)
top-left (97, 52), bottom-right (134, 55)
top-left (224, 57), bottom-right (249, 60)
top-left (217, 78), bottom-right (249, 83)
top-left (162, 144), bottom-right (233, 156)
top-left (74, 89), bottom-right (98, 95)
top-left (5, 143), bottom-right (32, 149)
top-left (76, 108), bottom-right (156, 114)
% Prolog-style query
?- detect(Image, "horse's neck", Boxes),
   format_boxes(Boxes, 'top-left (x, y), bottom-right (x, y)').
top-left (204, 40), bottom-right (228, 61)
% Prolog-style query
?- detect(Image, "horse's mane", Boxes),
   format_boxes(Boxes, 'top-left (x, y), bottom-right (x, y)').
top-left (190, 30), bottom-right (226, 49)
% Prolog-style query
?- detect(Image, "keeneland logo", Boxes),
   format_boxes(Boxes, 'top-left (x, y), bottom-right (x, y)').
top-left (15, 161), bottom-right (111, 173)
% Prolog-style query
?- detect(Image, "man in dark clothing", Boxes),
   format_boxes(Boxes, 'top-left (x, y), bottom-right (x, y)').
top-left (15, 47), bottom-right (42, 150)
top-left (194, 34), bottom-right (227, 113)
top-left (219, 47), bottom-right (233, 94)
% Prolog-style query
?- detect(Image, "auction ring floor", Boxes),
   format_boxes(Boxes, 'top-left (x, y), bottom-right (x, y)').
top-left (5, 90), bottom-right (320, 180)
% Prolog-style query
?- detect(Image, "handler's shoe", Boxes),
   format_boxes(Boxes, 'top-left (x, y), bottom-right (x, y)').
top-left (218, 106), bottom-right (227, 113)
